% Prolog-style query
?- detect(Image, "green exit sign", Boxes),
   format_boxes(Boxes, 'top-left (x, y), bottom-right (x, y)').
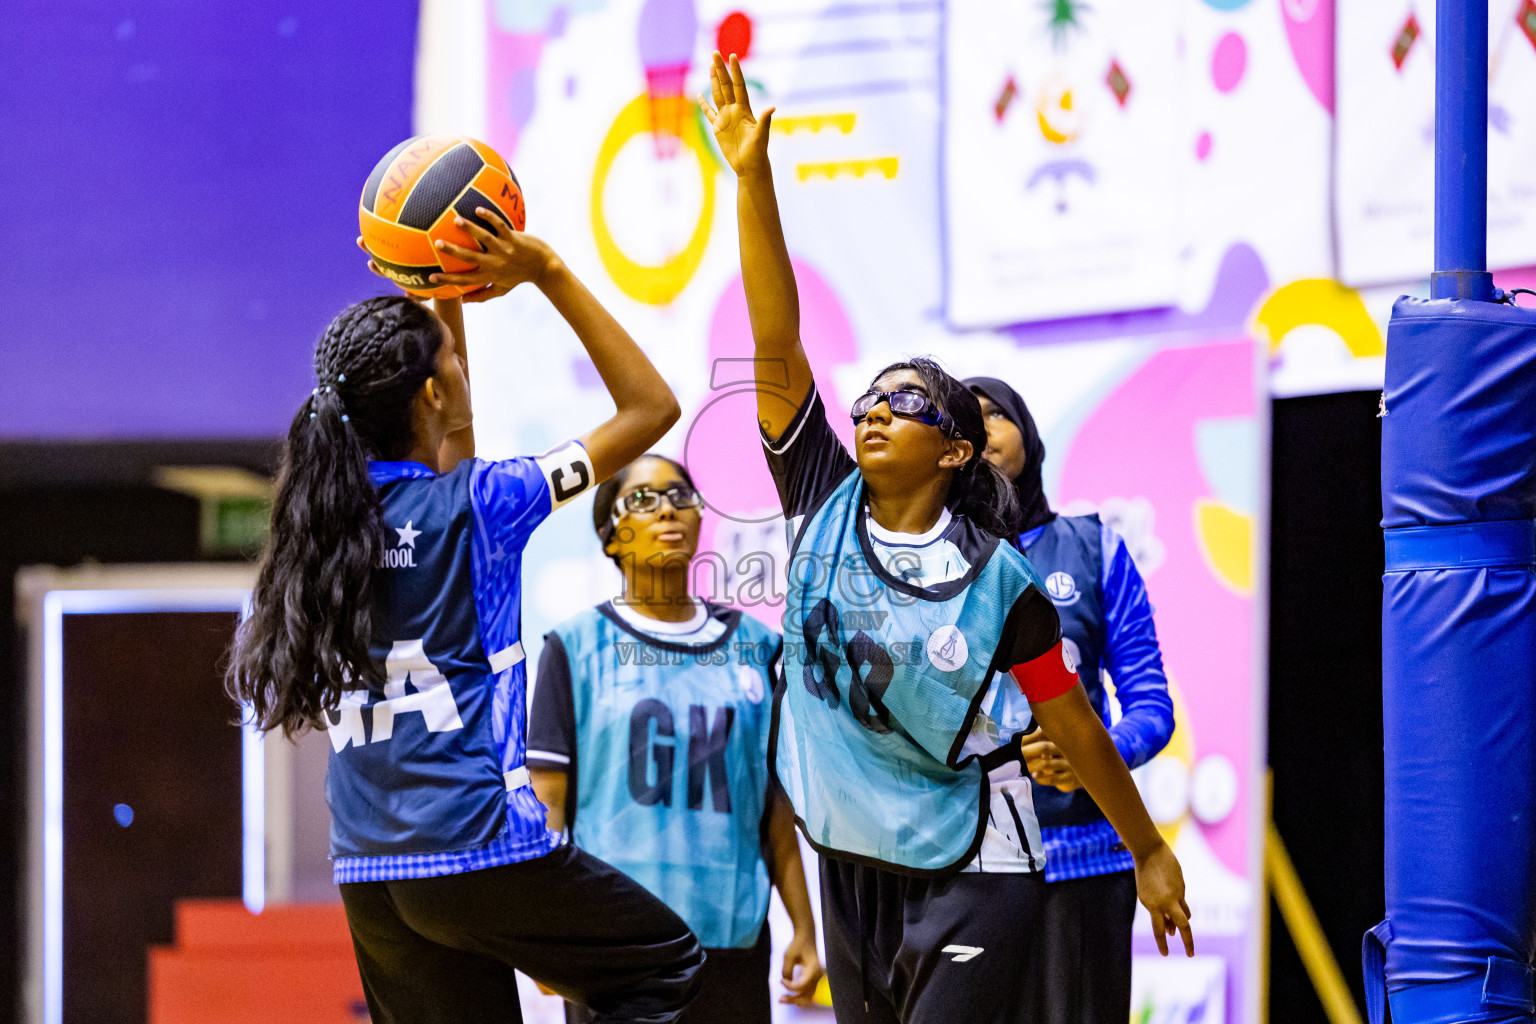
top-left (209, 495), bottom-right (270, 553)
top-left (154, 466), bottom-right (273, 556)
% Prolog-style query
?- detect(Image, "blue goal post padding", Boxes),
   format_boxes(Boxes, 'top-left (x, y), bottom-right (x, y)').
top-left (1373, 296), bottom-right (1536, 1024)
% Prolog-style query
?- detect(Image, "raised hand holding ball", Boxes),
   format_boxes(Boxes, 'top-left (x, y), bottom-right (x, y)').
top-left (358, 134), bottom-right (526, 298)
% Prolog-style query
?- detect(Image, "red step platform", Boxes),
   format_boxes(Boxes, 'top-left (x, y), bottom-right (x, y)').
top-left (148, 900), bottom-right (368, 1023)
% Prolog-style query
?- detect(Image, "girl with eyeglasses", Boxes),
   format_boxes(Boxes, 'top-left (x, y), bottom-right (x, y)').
top-left (227, 212), bottom-right (707, 1024)
top-left (528, 454), bottom-right (824, 1023)
top-left (702, 52), bottom-right (1192, 1023)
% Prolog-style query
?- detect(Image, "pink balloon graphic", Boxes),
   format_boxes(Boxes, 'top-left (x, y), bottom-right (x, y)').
top-left (689, 259), bottom-right (857, 515)
top-left (1196, 131), bottom-right (1213, 161)
top-left (1211, 32), bottom-right (1247, 93)
top-left (1057, 341), bottom-right (1256, 875)
top-left (1281, 0), bottom-right (1334, 113)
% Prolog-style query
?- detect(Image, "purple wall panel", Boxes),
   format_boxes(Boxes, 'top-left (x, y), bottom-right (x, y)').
top-left (0, 1), bottom-right (418, 438)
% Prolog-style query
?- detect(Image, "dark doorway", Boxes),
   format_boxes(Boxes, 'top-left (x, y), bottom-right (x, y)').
top-left (1268, 390), bottom-right (1385, 1023)
top-left (62, 610), bottom-right (244, 1024)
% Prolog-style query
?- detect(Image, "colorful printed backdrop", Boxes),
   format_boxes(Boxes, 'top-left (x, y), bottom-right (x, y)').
top-left (404, 0), bottom-right (1536, 1018)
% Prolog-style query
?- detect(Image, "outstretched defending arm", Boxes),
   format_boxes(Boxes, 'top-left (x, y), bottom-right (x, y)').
top-left (702, 52), bottom-right (815, 442)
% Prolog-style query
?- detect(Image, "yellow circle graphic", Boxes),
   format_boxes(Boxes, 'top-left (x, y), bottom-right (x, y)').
top-left (590, 94), bottom-right (716, 306)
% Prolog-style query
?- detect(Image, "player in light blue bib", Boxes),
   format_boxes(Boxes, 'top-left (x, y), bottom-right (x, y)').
top-left (530, 454), bottom-right (822, 1023)
top-left (703, 51), bottom-right (1194, 1024)
top-left (227, 214), bottom-right (706, 1024)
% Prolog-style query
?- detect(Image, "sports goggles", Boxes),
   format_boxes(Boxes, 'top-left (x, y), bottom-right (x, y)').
top-left (612, 484), bottom-right (704, 519)
top-left (850, 389), bottom-right (959, 437)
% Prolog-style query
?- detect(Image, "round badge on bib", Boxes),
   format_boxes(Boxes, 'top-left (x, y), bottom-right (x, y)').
top-left (737, 665), bottom-right (763, 703)
top-left (926, 625), bottom-right (970, 672)
top-left (1061, 637), bottom-right (1081, 673)
top-left (1045, 571), bottom-right (1080, 605)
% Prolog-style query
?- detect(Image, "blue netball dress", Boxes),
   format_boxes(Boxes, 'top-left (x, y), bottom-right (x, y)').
top-left (1019, 514), bottom-right (1171, 878)
top-left (323, 441), bottom-right (596, 882)
top-left (528, 602), bottom-right (781, 949)
top-left (762, 390), bottom-right (1074, 875)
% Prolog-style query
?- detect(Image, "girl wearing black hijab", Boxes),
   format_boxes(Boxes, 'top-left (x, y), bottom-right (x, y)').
top-left (966, 377), bottom-right (1178, 1024)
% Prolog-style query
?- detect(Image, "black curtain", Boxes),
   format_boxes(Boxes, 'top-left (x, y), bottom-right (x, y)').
top-left (1268, 391), bottom-right (1385, 1023)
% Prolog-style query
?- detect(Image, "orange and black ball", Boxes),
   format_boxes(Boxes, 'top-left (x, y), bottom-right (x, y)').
top-left (359, 134), bottom-right (526, 298)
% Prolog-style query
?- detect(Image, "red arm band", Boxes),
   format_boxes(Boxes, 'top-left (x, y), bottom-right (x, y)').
top-left (1007, 640), bottom-right (1080, 703)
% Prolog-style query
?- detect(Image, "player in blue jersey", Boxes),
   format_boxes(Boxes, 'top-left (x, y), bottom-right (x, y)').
top-left (527, 453), bottom-right (825, 1023)
top-left (701, 53), bottom-right (1192, 1023)
top-left (967, 376), bottom-right (1176, 1024)
top-left (226, 211), bottom-right (706, 1024)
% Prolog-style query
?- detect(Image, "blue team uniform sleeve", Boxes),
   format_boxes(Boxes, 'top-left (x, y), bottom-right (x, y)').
top-left (471, 442), bottom-right (595, 559)
top-left (469, 441), bottom-right (596, 642)
top-left (1099, 525), bottom-right (1175, 769)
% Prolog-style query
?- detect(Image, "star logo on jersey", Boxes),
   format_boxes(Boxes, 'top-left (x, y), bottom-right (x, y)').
top-left (926, 625), bottom-right (969, 672)
top-left (1045, 571), bottom-right (1080, 606)
top-left (381, 522), bottom-right (420, 569)
top-left (942, 945), bottom-right (984, 962)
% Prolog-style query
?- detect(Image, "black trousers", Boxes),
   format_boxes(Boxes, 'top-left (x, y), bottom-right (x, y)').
top-left (819, 857), bottom-right (1047, 1024)
top-left (339, 843), bottom-right (705, 1024)
top-left (566, 926), bottom-right (772, 1024)
top-left (1037, 869), bottom-right (1138, 1024)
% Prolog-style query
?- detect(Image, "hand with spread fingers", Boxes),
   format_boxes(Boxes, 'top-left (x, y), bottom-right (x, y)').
top-left (699, 51), bottom-right (773, 179)
top-left (429, 207), bottom-right (558, 298)
top-left (357, 207), bottom-right (557, 303)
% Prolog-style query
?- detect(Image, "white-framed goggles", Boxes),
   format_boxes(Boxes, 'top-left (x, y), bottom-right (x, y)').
top-left (611, 484), bottom-right (704, 521)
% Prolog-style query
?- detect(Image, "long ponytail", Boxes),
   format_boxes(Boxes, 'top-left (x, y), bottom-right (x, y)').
top-left (228, 296), bottom-right (443, 736)
top-left (948, 449), bottom-right (1023, 539)
top-left (871, 357), bottom-right (1023, 539)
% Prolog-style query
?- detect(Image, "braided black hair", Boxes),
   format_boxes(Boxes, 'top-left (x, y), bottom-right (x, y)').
top-left (870, 357), bottom-right (1023, 539)
top-left (227, 296), bottom-right (444, 736)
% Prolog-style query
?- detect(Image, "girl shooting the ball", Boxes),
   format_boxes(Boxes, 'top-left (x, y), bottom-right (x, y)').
top-left (701, 52), bottom-right (1193, 1023)
top-left (227, 208), bottom-right (705, 1024)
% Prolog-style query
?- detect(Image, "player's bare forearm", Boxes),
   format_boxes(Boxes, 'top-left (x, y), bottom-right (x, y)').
top-left (434, 296), bottom-right (468, 368)
top-left (539, 261), bottom-right (681, 482)
top-left (433, 296), bottom-right (476, 465)
top-left (529, 767), bottom-right (568, 834)
top-left (737, 168), bottom-right (815, 440)
top-left (765, 790), bottom-right (824, 1004)
top-left (1032, 684), bottom-right (1194, 955)
top-left (704, 49), bottom-right (815, 440)
top-left (765, 790), bottom-right (816, 939)
top-left (1030, 684), bottom-right (1163, 859)
top-left (737, 168), bottom-right (804, 363)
